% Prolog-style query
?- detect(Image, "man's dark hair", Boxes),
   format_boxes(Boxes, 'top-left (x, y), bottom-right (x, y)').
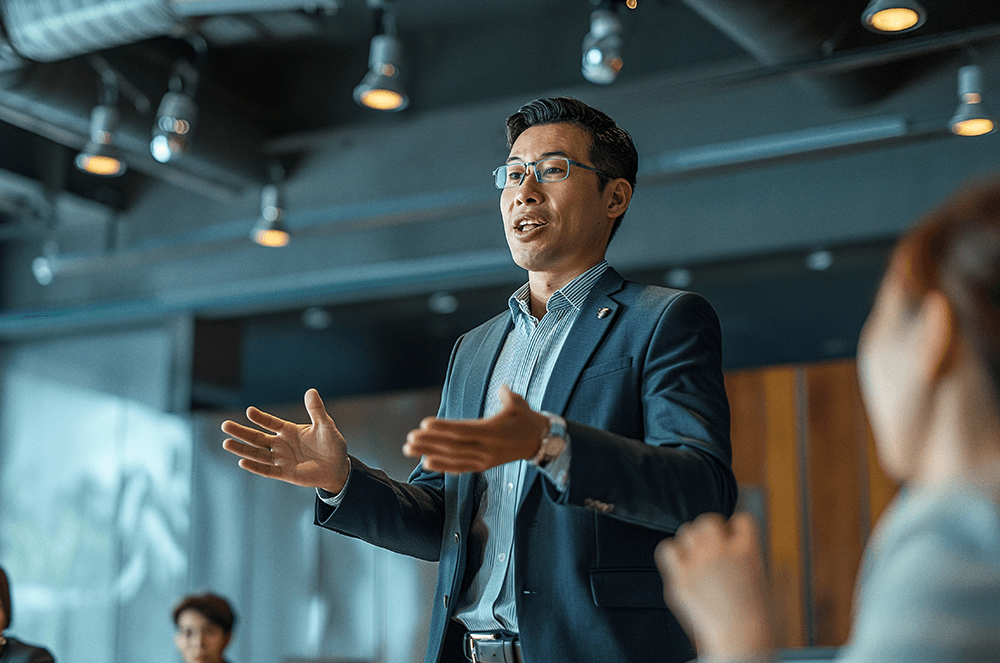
top-left (506, 97), bottom-right (638, 242)
top-left (172, 593), bottom-right (236, 634)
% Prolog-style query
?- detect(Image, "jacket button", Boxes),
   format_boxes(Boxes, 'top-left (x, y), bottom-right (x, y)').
top-left (454, 532), bottom-right (460, 543)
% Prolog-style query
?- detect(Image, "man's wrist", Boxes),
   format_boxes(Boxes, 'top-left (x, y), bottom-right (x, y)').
top-left (319, 458), bottom-right (352, 497)
top-left (531, 411), bottom-right (567, 467)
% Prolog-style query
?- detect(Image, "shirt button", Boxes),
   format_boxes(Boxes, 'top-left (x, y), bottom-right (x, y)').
top-left (506, 482), bottom-right (514, 493)
top-left (498, 553), bottom-right (507, 563)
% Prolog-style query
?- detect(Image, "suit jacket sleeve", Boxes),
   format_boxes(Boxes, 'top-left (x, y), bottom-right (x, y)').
top-left (311, 337), bottom-right (470, 562)
top-left (559, 289), bottom-right (736, 532)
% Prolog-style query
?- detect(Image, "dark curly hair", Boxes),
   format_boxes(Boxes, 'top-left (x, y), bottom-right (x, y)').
top-left (506, 97), bottom-right (638, 243)
top-left (1, 566), bottom-right (11, 630)
top-left (172, 593), bottom-right (236, 634)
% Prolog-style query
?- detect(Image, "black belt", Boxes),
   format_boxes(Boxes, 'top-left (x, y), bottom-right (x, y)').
top-left (464, 632), bottom-right (523, 663)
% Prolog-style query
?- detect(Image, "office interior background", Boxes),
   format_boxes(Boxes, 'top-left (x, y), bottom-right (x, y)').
top-left (0, 1), bottom-right (998, 661)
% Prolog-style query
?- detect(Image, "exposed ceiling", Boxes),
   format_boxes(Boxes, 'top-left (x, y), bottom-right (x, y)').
top-left (2, 0), bottom-right (1000, 406)
top-left (2, 0), bottom-right (999, 211)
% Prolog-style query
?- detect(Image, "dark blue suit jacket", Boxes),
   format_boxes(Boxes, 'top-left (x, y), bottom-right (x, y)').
top-left (316, 267), bottom-right (737, 663)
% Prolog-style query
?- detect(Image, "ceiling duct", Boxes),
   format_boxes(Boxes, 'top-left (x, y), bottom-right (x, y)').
top-left (1, 0), bottom-right (337, 63)
top-left (676, 0), bottom-right (930, 105)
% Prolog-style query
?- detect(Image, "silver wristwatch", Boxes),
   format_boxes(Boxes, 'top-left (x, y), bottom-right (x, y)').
top-left (532, 411), bottom-right (567, 467)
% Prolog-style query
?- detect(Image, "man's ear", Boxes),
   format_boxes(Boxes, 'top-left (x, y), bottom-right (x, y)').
top-left (606, 179), bottom-right (632, 219)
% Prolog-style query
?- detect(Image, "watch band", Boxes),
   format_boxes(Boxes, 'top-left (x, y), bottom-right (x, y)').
top-left (532, 411), bottom-right (568, 467)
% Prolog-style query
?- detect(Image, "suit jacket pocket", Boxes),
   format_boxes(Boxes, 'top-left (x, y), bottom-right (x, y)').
top-left (579, 356), bottom-right (632, 382)
top-left (590, 568), bottom-right (669, 609)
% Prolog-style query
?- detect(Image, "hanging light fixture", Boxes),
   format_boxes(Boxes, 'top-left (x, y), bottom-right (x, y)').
top-left (354, 5), bottom-right (408, 112)
top-left (75, 103), bottom-right (127, 177)
top-left (151, 62), bottom-right (199, 163)
top-left (862, 0), bottom-right (926, 33)
top-left (950, 64), bottom-right (996, 137)
top-left (582, 4), bottom-right (624, 85)
top-left (252, 183), bottom-right (289, 247)
top-left (31, 239), bottom-right (59, 286)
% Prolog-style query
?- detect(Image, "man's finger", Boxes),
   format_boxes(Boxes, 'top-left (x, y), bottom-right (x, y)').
top-left (245, 406), bottom-right (288, 433)
top-left (304, 388), bottom-right (330, 426)
top-left (223, 437), bottom-right (272, 464)
top-left (238, 457), bottom-right (281, 478)
top-left (404, 436), bottom-right (486, 462)
top-left (420, 455), bottom-right (485, 474)
top-left (412, 418), bottom-right (486, 438)
top-left (221, 420), bottom-right (273, 449)
top-left (498, 384), bottom-right (527, 410)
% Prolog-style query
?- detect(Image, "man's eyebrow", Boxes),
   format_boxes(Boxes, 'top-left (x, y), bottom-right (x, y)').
top-left (506, 150), bottom-right (571, 164)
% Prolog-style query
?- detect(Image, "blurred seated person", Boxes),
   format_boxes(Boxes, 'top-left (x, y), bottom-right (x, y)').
top-left (0, 566), bottom-right (55, 663)
top-left (173, 593), bottom-right (236, 663)
top-left (655, 180), bottom-right (1000, 662)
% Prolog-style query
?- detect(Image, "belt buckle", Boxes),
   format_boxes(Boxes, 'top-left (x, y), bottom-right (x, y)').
top-left (465, 632), bottom-right (517, 663)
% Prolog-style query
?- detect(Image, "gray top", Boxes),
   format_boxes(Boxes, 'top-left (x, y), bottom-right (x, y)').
top-left (697, 483), bottom-right (1000, 663)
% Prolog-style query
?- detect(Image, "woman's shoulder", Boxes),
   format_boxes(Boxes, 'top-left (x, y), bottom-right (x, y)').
top-left (845, 486), bottom-right (1000, 661)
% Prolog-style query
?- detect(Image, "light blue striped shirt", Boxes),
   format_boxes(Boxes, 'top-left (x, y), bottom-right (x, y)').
top-left (454, 260), bottom-right (609, 633)
top-left (318, 261), bottom-right (609, 634)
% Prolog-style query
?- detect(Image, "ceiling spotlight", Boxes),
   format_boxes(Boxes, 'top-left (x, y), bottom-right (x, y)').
top-left (862, 0), bottom-right (926, 33)
top-left (582, 6), bottom-right (624, 85)
top-left (151, 57), bottom-right (200, 163)
top-left (75, 105), bottom-right (126, 177)
top-left (950, 65), bottom-right (996, 137)
top-left (354, 33), bottom-right (408, 111)
top-left (31, 240), bottom-right (59, 286)
top-left (151, 90), bottom-right (197, 163)
top-left (252, 183), bottom-right (289, 247)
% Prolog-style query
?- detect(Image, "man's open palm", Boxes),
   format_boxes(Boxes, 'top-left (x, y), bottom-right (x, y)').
top-left (221, 388), bottom-right (351, 494)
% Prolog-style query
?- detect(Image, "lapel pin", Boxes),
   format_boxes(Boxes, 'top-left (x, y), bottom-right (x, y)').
top-left (597, 307), bottom-right (611, 319)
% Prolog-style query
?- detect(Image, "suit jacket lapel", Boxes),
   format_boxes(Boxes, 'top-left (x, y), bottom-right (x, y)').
top-left (540, 267), bottom-right (626, 416)
top-left (462, 314), bottom-right (513, 419)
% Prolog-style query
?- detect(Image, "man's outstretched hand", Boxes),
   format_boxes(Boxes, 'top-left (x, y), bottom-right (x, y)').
top-left (403, 385), bottom-right (549, 473)
top-left (222, 388), bottom-right (351, 494)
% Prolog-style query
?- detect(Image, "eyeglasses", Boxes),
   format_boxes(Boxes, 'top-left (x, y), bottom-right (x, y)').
top-left (493, 157), bottom-right (611, 189)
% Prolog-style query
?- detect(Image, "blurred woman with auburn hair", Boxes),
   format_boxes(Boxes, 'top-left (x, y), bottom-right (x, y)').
top-left (656, 181), bottom-right (1000, 662)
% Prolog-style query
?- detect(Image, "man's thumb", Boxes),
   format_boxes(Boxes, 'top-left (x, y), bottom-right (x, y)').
top-left (498, 384), bottom-right (525, 409)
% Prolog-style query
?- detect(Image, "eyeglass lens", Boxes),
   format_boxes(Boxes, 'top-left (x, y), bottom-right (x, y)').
top-left (495, 158), bottom-right (571, 188)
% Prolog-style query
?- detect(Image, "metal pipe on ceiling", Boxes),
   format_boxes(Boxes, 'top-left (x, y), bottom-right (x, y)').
top-left (0, 0), bottom-right (338, 63)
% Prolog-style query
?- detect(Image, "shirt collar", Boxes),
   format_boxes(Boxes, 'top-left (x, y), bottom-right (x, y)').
top-left (508, 260), bottom-right (610, 320)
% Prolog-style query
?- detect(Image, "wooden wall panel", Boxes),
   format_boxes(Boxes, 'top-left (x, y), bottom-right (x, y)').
top-left (724, 359), bottom-right (897, 650)
top-left (725, 370), bottom-right (768, 486)
top-left (804, 361), bottom-right (867, 647)
top-left (760, 367), bottom-right (807, 648)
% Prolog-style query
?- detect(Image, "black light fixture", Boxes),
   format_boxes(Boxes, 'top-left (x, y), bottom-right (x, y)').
top-left (252, 182), bottom-right (289, 248)
top-left (354, 3), bottom-right (408, 112)
top-left (75, 70), bottom-right (127, 177)
top-left (75, 103), bottom-right (127, 177)
top-left (862, 0), bottom-right (926, 33)
top-left (151, 61), bottom-right (199, 163)
top-left (75, 56), bottom-right (148, 178)
top-left (950, 64), bottom-right (996, 137)
top-left (31, 239), bottom-right (59, 286)
top-left (582, 1), bottom-right (625, 85)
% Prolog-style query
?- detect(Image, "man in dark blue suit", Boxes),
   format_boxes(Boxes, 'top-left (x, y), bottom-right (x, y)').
top-left (223, 97), bottom-right (737, 663)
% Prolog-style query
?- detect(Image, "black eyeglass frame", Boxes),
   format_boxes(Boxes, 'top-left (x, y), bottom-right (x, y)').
top-left (492, 157), bottom-right (612, 189)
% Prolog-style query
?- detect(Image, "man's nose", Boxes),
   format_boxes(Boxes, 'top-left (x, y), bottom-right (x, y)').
top-left (515, 169), bottom-right (543, 202)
